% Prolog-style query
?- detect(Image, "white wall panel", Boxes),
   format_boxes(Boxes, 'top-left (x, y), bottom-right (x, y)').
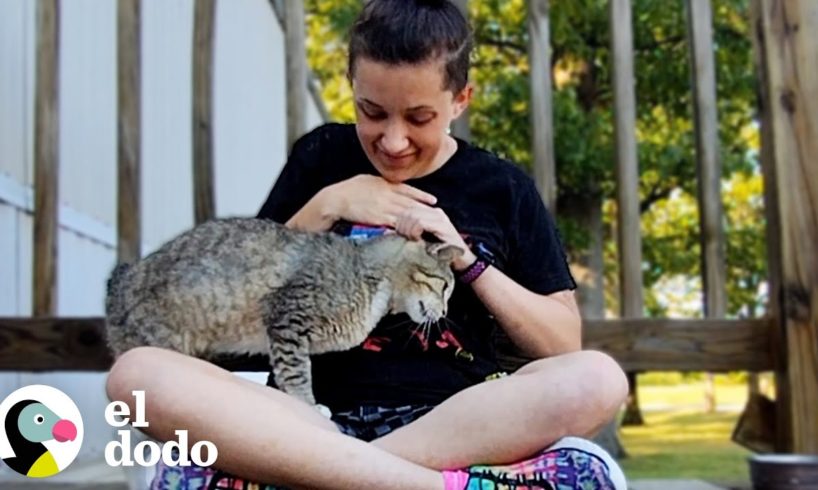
top-left (57, 229), bottom-right (116, 316)
top-left (0, 0), bottom-right (33, 184)
top-left (16, 210), bottom-right (32, 315)
top-left (0, 204), bottom-right (18, 315)
top-left (214, 0), bottom-right (288, 218)
top-left (214, 0), bottom-right (325, 218)
top-left (58, 0), bottom-right (117, 227)
top-left (140, 0), bottom-right (195, 254)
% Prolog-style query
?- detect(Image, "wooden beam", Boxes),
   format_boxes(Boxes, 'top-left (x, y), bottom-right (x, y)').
top-left (0, 318), bottom-right (113, 371)
top-left (583, 318), bottom-right (772, 372)
top-left (528, 0), bottom-right (556, 212)
top-left (685, 0), bottom-right (727, 319)
top-left (117, 0), bottom-right (141, 262)
top-left (193, 0), bottom-right (216, 224)
top-left (450, 0), bottom-right (471, 143)
top-left (750, 0), bottom-right (791, 452)
top-left (609, 0), bottom-right (644, 318)
top-left (33, 0), bottom-right (60, 316)
top-left (756, 0), bottom-right (818, 454)
top-left (0, 317), bottom-right (773, 372)
top-left (284, 0), bottom-right (307, 151)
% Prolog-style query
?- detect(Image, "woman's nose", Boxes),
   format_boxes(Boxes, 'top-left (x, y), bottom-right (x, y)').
top-left (380, 122), bottom-right (409, 153)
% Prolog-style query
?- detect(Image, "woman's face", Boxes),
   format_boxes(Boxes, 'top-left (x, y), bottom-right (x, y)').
top-left (351, 57), bottom-right (471, 182)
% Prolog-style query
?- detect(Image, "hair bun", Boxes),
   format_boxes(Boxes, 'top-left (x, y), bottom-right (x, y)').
top-left (416, 0), bottom-right (448, 7)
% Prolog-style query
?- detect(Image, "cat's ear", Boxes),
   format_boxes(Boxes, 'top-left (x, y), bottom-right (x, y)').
top-left (427, 243), bottom-right (464, 264)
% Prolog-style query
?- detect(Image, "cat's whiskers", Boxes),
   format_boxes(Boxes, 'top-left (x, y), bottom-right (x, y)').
top-left (433, 319), bottom-right (444, 337)
top-left (378, 318), bottom-right (419, 332)
top-left (440, 317), bottom-right (459, 330)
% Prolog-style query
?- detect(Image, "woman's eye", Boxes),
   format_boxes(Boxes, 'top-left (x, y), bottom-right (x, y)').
top-left (362, 109), bottom-right (386, 120)
top-left (409, 115), bottom-right (434, 125)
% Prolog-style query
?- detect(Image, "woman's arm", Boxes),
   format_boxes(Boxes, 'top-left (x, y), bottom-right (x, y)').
top-left (469, 266), bottom-right (581, 358)
top-left (285, 186), bottom-right (339, 232)
top-left (396, 205), bottom-right (581, 359)
top-left (284, 175), bottom-right (439, 232)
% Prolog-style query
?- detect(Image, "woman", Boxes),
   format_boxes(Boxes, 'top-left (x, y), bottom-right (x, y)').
top-left (107, 1), bottom-right (628, 488)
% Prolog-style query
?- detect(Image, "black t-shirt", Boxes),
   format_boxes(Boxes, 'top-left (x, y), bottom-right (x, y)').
top-left (257, 123), bottom-right (576, 410)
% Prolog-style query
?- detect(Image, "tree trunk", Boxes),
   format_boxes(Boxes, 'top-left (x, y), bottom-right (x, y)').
top-left (704, 372), bottom-right (717, 412)
top-left (621, 372), bottom-right (645, 426)
top-left (561, 193), bottom-right (627, 458)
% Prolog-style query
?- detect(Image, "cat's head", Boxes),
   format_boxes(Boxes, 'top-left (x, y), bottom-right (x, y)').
top-left (384, 239), bottom-right (463, 324)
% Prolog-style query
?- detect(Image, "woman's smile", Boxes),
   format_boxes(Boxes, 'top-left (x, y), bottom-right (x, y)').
top-left (378, 147), bottom-right (419, 166)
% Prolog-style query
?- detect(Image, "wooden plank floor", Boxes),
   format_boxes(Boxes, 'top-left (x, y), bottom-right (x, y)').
top-left (0, 480), bottom-right (752, 490)
top-left (631, 479), bottom-right (751, 490)
top-left (2, 485), bottom-right (128, 490)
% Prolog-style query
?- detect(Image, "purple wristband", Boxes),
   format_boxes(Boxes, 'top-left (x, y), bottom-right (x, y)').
top-left (457, 259), bottom-right (488, 285)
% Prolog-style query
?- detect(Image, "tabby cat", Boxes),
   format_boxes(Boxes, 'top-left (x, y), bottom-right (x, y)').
top-left (105, 217), bottom-right (461, 405)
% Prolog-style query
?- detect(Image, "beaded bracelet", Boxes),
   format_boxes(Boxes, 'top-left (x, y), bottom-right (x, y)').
top-left (457, 258), bottom-right (488, 285)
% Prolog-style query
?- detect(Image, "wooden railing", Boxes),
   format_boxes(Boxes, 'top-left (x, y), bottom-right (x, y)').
top-left (0, 317), bottom-right (773, 373)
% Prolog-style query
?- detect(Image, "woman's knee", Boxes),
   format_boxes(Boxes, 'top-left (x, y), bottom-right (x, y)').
top-left (106, 346), bottom-right (174, 402)
top-left (527, 350), bottom-right (628, 427)
top-left (575, 350), bottom-right (629, 411)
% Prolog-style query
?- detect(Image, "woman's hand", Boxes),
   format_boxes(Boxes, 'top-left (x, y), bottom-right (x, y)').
top-left (327, 175), bottom-right (438, 227)
top-left (395, 206), bottom-right (476, 271)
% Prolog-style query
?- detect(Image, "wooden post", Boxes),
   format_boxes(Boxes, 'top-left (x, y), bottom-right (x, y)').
top-left (686, 0), bottom-right (727, 319)
top-left (609, 0), bottom-right (643, 320)
top-left (528, 0), bottom-right (556, 212)
top-left (284, 0), bottom-right (307, 151)
top-left (610, 0), bottom-right (645, 427)
top-left (755, 0), bottom-right (818, 454)
top-left (450, 0), bottom-right (471, 143)
top-left (117, 0), bottom-right (141, 262)
top-left (193, 0), bottom-right (216, 224)
top-left (33, 0), bottom-right (60, 316)
top-left (750, 0), bottom-right (791, 452)
top-left (685, 0), bottom-right (727, 414)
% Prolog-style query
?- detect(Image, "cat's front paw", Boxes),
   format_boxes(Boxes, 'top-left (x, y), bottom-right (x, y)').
top-left (315, 403), bottom-right (332, 419)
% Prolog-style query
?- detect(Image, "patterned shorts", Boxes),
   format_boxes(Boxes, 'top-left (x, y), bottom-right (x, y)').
top-left (332, 403), bottom-right (435, 441)
top-left (150, 404), bottom-right (434, 490)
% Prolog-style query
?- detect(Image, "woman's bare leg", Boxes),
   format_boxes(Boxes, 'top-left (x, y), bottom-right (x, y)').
top-left (372, 350), bottom-right (628, 470)
top-left (106, 347), bottom-right (443, 490)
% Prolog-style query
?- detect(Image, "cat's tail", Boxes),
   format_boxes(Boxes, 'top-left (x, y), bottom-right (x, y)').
top-left (105, 262), bottom-right (133, 356)
top-left (106, 262), bottom-right (132, 304)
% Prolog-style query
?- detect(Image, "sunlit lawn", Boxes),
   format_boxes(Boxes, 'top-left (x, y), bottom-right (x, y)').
top-left (619, 381), bottom-right (754, 481)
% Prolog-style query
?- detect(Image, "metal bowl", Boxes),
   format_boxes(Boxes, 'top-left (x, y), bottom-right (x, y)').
top-left (749, 454), bottom-right (818, 490)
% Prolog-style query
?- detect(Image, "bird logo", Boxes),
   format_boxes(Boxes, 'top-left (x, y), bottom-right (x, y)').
top-left (0, 385), bottom-right (83, 478)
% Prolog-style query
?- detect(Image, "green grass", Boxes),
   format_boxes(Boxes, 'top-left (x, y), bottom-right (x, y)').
top-left (638, 382), bottom-right (748, 408)
top-left (619, 382), bottom-right (754, 481)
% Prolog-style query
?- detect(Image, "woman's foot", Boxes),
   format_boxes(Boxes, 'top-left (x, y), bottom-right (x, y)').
top-left (442, 436), bottom-right (627, 489)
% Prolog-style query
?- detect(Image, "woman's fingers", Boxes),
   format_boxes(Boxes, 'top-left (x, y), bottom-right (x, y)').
top-left (337, 175), bottom-right (439, 227)
top-left (395, 205), bottom-right (454, 242)
top-left (395, 213), bottom-right (424, 240)
top-left (394, 183), bottom-right (437, 206)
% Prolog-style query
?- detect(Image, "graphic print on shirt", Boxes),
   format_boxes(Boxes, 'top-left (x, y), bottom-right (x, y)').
top-left (335, 223), bottom-right (476, 362)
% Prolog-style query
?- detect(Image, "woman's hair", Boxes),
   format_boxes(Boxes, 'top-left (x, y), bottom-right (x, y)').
top-left (348, 0), bottom-right (473, 93)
